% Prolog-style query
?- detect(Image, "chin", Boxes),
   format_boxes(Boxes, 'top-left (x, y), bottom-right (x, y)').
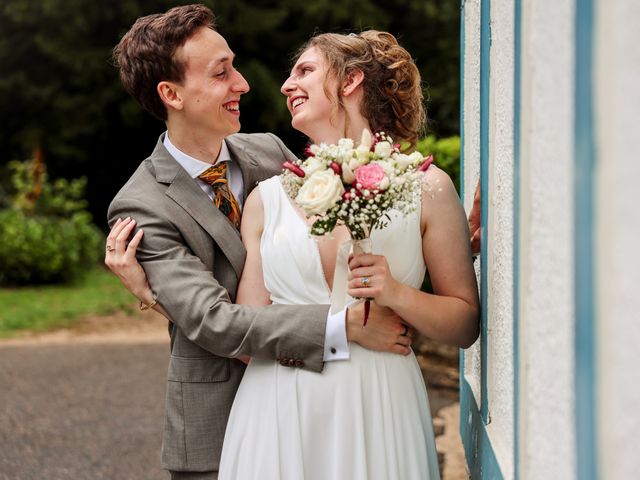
top-left (291, 117), bottom-right (313, 139)
top-left (227, 122), bottom-right (241, 135)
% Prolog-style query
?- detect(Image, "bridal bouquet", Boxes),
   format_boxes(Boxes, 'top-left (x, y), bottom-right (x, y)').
top-left (281, 129), bottom-right (432, 324)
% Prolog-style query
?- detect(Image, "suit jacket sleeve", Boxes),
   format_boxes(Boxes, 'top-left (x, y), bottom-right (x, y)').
top-left (108, 196), bottom-right (328, 373)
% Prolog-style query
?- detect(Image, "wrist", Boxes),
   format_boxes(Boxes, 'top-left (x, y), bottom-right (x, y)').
top-left (131, 284), bottom-right (156, 303)
top-left (384, 280), bottom-right (405, 310)
top-left (345, 305), bottom-right (360, 342)
top-left (139, 293), bottom-right (158, 311)
top-left (135, 285), bottom-right (155, 307)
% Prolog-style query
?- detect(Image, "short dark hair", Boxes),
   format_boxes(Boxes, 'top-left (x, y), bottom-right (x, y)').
top-left (113, 4), bottom-right (216, 121)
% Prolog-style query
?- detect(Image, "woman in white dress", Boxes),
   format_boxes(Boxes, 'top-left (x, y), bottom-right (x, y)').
top-left (107, 31), bottom-right (479, 479)
top-left (216, 31), bottom-right (478, 479)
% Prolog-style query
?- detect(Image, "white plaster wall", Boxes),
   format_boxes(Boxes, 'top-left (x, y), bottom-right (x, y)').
top-left (486, 0), bottom-right (515, 477)
top-left (518, 0), bottom-right (576, 479)
top-left (595, 0), bottom-right (640, 477)
top-left (462, 0), bottom-right (482, 401)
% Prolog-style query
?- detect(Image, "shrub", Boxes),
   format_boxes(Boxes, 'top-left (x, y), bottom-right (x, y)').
top-left (415, 135), bottom-right (461, 193)
top-left (0, 156), bottom-right (104, 285)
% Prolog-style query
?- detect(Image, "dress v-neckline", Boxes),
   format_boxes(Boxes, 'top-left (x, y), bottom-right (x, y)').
top-left (276, 178), bottom-right (345, 295)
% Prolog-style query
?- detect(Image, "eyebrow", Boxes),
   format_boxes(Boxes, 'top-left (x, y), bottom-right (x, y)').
top-left (208, 52), bottom-right (236, 69)
top-left (292, 60), bottom-right (316, 74)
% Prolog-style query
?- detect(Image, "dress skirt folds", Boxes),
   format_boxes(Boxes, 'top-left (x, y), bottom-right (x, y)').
top-left (219, 176), bottom-right (440, 480)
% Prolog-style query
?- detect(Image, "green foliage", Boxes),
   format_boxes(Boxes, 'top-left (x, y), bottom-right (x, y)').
top-left (416, 135), bottom-right (461, 193)
top-left (8, 159), bottom-right (90, 215)
top-left (0, 159), bottom-right (104, 285)
top-left (0, 266), bottom-right (136, 336)
top-left (0, 0), bottom-right (460, 225)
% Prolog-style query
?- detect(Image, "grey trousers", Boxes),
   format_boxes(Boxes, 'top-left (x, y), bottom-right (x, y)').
top-left (169, 471), bottom-right (217, 480)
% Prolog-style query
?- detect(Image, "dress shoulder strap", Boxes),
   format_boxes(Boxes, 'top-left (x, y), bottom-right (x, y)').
top-left (257, 175), bottom-right (284, 232)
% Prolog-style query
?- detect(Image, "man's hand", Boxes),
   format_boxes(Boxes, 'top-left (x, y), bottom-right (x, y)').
top-left (346, 302), bottom-right (412, 355)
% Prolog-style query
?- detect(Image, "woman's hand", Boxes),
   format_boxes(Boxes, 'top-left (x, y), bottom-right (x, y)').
top-left (468, 180), bottom-right (481, 255)
top-left (104, 217), bottom-right (154, 305)
top-left (347, 253), bottom-right (401, 309)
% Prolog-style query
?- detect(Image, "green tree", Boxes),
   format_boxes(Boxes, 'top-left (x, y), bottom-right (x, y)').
top-left (0, 153), bottom-right (103, 285)
top-left (0, 0), bottom-right (460, 227)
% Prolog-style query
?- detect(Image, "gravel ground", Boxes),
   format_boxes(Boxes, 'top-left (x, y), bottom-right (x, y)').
top-left (0, 311), bottom-right (467, 479)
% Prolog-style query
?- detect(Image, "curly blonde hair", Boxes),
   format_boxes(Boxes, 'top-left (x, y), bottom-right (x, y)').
top-left (295, 31), bottom-right (426, 149)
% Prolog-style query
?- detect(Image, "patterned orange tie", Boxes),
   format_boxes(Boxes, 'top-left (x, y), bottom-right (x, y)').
top-left (198, 162), bottom-right (241, 230)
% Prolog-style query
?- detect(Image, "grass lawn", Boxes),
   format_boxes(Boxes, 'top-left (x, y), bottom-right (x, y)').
top-left (0, 266), bottom-right (136, 337)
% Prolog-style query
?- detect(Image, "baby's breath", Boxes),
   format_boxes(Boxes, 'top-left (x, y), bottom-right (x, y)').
top-left (281, 129), bottom-right (429, 241)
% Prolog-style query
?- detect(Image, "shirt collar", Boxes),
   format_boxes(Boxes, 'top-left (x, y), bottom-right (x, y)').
top-left (163, 133), bottom-right (232, 179)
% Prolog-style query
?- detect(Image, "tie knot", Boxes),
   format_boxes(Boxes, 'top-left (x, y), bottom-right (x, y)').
top-left (198, 162), bottom-right (228, 188)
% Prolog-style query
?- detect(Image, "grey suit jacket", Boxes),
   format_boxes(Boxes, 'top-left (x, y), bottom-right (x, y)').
top-left (108, 132), bottom-right (329, 472)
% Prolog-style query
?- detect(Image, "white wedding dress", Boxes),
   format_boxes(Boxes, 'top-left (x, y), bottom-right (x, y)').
top-left (219, 176), bottom-right (440, 480)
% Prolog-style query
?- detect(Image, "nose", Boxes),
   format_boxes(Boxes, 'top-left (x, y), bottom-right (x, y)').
top-left (232, 69), bottom-right (250, 94)
top-left (280, 75), bottom-right (295, 97)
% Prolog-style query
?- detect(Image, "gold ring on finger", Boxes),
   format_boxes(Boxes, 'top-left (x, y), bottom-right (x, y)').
top-left (361, 276), bottom-right (370, 288)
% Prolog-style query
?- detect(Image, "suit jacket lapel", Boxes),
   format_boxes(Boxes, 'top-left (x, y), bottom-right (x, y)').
top-left (150, 136), bottom-right (246, 279)
top-left (226, 136), bottom-right (259, 201)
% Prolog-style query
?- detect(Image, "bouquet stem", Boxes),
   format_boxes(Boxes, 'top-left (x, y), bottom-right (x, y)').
top-left (363, 299), bottom-right (371, 327)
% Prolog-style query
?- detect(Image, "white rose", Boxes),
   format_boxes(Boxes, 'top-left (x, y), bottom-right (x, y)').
top-left (296, 170), bottom-right (345, 216)
top-left (302, 157), bottom-right (324, 176)
top-left (374, 141), bottom-right (392, 158)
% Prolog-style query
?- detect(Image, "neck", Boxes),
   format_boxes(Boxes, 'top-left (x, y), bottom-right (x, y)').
top-left (166, 120), bottom-right (223, 163)
top-left (311, 114), bottom-right (372, 146)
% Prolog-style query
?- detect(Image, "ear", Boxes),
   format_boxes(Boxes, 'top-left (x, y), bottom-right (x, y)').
top-left (342, 70), bottom-right (365, 97)
top-left (157, 81), bottom-right (183, 111)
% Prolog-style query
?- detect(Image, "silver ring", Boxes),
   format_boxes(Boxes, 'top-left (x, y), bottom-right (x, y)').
top-left (361, 276), bottom-right (370, 288)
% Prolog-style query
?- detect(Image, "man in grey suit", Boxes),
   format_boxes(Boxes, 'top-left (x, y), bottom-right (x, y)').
top-left (105, 5), bottom-right (411, 479)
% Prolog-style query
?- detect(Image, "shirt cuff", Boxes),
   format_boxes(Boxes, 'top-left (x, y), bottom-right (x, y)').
top-left (323, 307), bottom-right (350, 361)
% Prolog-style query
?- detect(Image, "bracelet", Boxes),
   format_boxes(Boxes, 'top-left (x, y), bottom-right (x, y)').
top-left (139, 295), bottom-right (158, 311)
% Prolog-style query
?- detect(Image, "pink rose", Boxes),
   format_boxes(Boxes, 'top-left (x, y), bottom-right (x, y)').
top-left (354, 163), bottom-right (387, 190)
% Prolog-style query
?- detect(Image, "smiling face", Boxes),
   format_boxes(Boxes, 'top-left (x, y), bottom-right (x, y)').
top-left (173, 27), bottom-right (249, 143)
top-left (280, 47), bottom-right (340, 143)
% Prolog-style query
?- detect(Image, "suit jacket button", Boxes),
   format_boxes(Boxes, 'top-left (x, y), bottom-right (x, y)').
top-left (280, 358), bottom-right (289, 366)
top-left (288, 359), bottom-right (296, 367)
top-left (330, 347), bottom-right (337, 354)
top-left (295, 360), bottom-right (304, 368)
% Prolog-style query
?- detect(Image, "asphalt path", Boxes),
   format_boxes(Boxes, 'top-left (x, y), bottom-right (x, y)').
top-left (0, 341), bottom-right (170, 480)
top-left (0, 314), bottom-right (463, 480)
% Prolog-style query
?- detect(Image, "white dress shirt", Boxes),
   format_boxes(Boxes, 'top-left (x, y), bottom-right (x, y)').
top-left (164, 134), bottom-right (244, 208)
top-left (163, 133), bottom-right (349, 361)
